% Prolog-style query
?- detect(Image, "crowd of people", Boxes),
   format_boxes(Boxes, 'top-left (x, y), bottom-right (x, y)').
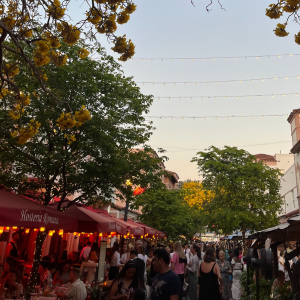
top-left (1, 232), bottom-right (299, 300)
top-left (106, 240), bottom-right (248, 300)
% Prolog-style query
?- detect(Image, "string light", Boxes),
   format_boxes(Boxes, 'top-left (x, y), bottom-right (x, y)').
top-left (126, 53), bottom-right (300, 61)
top-left (153, 92), bottom-right (299, 100)
top-left (145, 114), bottom-right (288, 120)
top-left (136, 74), bottom-right (300, 85)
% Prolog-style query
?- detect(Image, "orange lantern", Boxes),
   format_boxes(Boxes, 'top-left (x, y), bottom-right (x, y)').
top-left (0, 228), bottom-right (3, 234)
top-left (58, 229), bottom-right (63, 236)
top-left (40, 227), bottom-right (45, 232)
top-left (12, 226), bottom-right (17, 230)
top-left (25, 228), bottom-right (30, 234)
top-left (48, 231), bottom-right (53, 236)
top-left (33, 228), bottom-right (38, 231)
top-left (133, 186), bottom-right (146, 196)
top-left (99, 233), bottom-right (103, 237)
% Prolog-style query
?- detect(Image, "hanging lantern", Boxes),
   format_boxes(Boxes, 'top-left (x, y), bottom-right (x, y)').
top-left (6, 227), bottom-right (10, 230)
top-left (99, 233), bottom-right (103, 237)
top-left (58, 229), bottom-right (63, 236)
top-left (48, 231), bottom-right (53, 237)
top-left (0, 228), bottom-right (3, 234)
top-left (133, 186), bottom-right (146, 196)
top-left (33, 228), bottom-right (38, 231)
top-left (25, 228), bottom-right (30, 234)
top-left (12, 226), bottom-right (18, 230)
top-left (40, 227), bottom-right (45, 232)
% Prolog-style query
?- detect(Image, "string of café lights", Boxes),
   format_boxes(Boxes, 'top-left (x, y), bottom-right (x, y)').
top-left (145, 114), bottom-right (290, 120)
top-left (129, 53), bottom-right (300, 61)
top-left (136, 74), bottom-right (300, 86)
top-left (152, 92), bottom-right (299, 101)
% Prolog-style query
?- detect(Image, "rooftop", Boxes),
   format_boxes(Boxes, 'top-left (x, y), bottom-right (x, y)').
top-left (287, 109), bottom-right (300, 123)
top-left (254, 154), bottom-right (277, 162)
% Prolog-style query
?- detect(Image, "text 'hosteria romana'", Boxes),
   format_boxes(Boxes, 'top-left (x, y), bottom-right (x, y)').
top-left (20, 210), bottom-right (59, 225)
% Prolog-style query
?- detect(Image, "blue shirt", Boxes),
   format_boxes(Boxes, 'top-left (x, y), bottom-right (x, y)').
top-left (151, 270), bottom-right (181, 300)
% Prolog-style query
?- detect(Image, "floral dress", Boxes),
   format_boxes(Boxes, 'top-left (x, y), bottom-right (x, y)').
top-left (217, 260), bottom-right (232, 299)
top-left (116, 278), bottom-right (135, 296)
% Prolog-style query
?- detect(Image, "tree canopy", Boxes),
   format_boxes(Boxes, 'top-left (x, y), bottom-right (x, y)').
top-left (191, 146), bottom-right (283, 235)
top-left (0, 40), bottom-right (166, 209)
top-left (132, 188), bottom-right (203, 240)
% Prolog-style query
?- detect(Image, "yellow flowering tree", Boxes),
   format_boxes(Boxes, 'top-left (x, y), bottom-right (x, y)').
top-left (0, 0), bottom-right (136, 137)
top-left (266, 0), bottom-right (300, 44)
top-left (181, 180), bottom-right (214, 209)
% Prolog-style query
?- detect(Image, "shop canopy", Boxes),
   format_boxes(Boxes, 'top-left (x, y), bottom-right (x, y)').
top-left (0, 190), bottom-right (78, 231)
top-left (50, 203), bottom-right (127, 235)
top-left (86, 207), bottom-right (144, 236)
top-left (248, 220), bottom-right (300, 242)
top-left (127, 219), bottom-right (167, 238)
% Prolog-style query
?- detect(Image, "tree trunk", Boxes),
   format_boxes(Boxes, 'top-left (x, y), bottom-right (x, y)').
top-left (28, 231), bottom-right (48, 294)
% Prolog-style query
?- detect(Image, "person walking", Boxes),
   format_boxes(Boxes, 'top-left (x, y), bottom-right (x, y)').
top-left (217, 250), bottom-right (232, 300)
top-left (198, 247), bottom-right (222, 300)
top-left (108, 242), bottom-right (121, 280)
top-left (79, 241), bottom-right (91, 262)
top-left (231, 248), bottom-right (244, 300)
top-left (171, 241), bottom-right (186, 300)
top-left (187, 244), bottom-right (201, 300)
top-left (151, 248), bottom-right (181, 300)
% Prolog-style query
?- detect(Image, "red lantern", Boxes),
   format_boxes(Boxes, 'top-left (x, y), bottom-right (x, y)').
top-left (133, 186), bottom-right (146, 196)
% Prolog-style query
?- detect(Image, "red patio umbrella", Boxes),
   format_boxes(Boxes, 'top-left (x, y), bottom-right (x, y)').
top-left (127, 219), bottom-right (167, 238)
top-left (50, 203), bottom-right (127, 235)
top-left (86, 207), bottom-right (144, 236)
top-left (0, 190), bottom-right (77, 231)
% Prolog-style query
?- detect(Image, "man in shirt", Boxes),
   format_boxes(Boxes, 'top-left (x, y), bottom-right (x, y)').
top-left (130, 249), bottom-right (145, 283)
top-left (80, 241), bottom-right (91, 261)
top-left (151, 248), bottom-right (181, 300)
top-left (5, 232), bottom-right (19, 267)
top-left (57, 268), bottom-right (86, 300)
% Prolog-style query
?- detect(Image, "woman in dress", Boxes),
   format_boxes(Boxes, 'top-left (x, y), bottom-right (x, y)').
top-left (108, 242), bottom-right (121, 280)
top-left (198, 247), bottom-right (223, 300)
top-left (109, 260), bottom-right (145, 300)
top-left (53, 261), bottom-right (71, 285)
top-left (89, 242), bottom-right (99, 263)
top-left (120, 243), bottom-right (130, 265)
top-left (231, 248), bottom-right (244, 300)
top-left (217, 250), bottom-right (232, 300)
top-left (187, 243), bottom-right (201, 300)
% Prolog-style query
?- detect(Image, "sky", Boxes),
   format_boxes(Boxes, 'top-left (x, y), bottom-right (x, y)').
top-left (71, 0), bottom-right (300, 181)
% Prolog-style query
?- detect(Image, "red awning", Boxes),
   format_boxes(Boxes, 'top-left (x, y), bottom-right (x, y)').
top-left (127, 220), bottom-right (167, 238)
top-left (0, 190), bottom-right (78, 231)
top-left (50, 204), bottom-right (127, 235)
top-left (86, 207), bottom-right (144, 236)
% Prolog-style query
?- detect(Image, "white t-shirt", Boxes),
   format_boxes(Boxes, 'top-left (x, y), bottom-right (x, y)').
top-left (278, 256), bottom-right (285, 271)
top-left (138, 254), bottom-right (148, 274)
top-left (80, 246), bottom-right (91, 259)
top-left (110, 251), bottom-right (120, 267)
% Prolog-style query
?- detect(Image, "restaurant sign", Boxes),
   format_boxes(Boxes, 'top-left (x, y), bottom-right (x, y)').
top-left (20, 210), bottom-right (59, 225)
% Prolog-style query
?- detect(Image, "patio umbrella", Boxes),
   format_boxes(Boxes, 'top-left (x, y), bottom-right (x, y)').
top-left (50, 203), bottom-right (127, 235)
top-left (86, 207), bottom-right (144, 236)
top-left (0, 190), bottom-right (77, 231)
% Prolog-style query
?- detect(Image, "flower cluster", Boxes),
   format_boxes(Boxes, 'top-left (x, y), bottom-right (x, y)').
top-left (47, 0), bottom-right (66, 19)
top-left (57, 106), bottom-right (91, 130)
top-left (64, 134), bottom-right (76, 144)
top-left (266, 1), bottom-right (300, 44)
top-left (78, 48), bottom-right (90, 59)
top-left (274, 23), bottom-right (289, 37)
top-left (8, 93), bottom-right (31, 120)
top-left (11, 120), bottom-right (41, 144)
top-left (3, 63), bottom-right (19, 77)
top-left (111, 35), bottom-right (135, 61)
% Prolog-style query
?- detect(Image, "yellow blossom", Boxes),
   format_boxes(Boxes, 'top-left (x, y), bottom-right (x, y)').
top-left (125, 3), bottom-right (137, 14)
top-left (78, 48), bottom-right (89, 59)
top-left (49, 50), bottom-right (68, 66)
top-left (0, 88), bottom-right (8, 99)
top-left (17, 120), bottom-right (41, 144)
top-left (74, 105), bottom-right (91, 126)
top-left (266, 4), bottom-right (283, 19)
top-left (57, 112), bottom-right (77, 129)
top-left (60, 23), bottom-right (80, 46)
top-left (20, 28), bottom-right (33, 38)
top-left (8, 110), bottom-right (21, 120)
top-left (47, 0), bottom-right (66, 19)
top-left (274, 23), bottom-right (289, 37)
top-left (295, 31), bottom-right (300, 44)
top-left (117, 11), bottom-right (130, 24)
top-left (86, 8), bottom-right (102, 24)
top-left (47, 36), bottom-right (61, 48)
top-left (33, 51), bottom-right (51, 67)
top-left (35, 40), bottom-right (50, 53)
top-left (4, 64), bottom-right (19, 77)
top-left (286, 0), bottom-right (300, 7)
